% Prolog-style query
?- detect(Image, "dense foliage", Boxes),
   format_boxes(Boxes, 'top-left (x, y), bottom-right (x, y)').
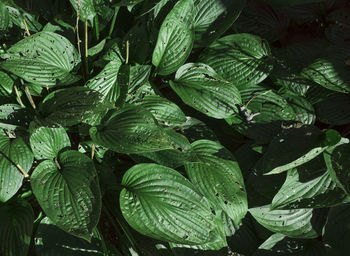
top-left (0, 0), bottom-right (350, 255)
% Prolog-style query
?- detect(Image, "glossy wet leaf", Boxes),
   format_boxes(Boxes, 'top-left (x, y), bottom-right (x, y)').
top-left (152, 0), bottom-right (195, 75)
top-left (31, 150), bottom-right (101, 241)
top-left (0, 32), bottom-right (80, 87)
top-left (120, 163), bottom-right (225, 246)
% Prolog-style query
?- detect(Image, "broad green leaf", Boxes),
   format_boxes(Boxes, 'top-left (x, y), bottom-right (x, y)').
top-left (0, 32), bottom-right (80, 87)
top-left (29, 123), bottom-right (71, 160)
top-left (0, 199), bottom-right (34, 256)
top-left (301, 46), bottom-right (350, 93)
top-left (152, 0), bottom-right (194, 75)
top-left (86, 60), bottom-right (123, 103)
top-left (193, 0), bottom-right (245, 46)
top-left (0, 3), bottom-right (10, 31)
top-left (249, 205), bottom-right (325, 238)
top-left (128, 65), bottom-right (151, 93)
top-left (170, 63), bottom-right (241, 119)
top-left (89, 105), bottom-right (172, 154)
top-left (34, 217), bottom-right (104, 256)
top-left (115, 64), bottom-right (130, 108)
top-left (324, 139), bottom-right (350, 195)
top-left (177, 117), bottom-right (218, 143)
top-left (31, 150), bottom-right (101, 241)
top-left (315, 93), bottom-right (350, 125)
top-left (69, 0), bottom-right (96, 22)
top-left (261, 125), bottom-right (330, 175)
top-left (324, 203), bottom-right (350, 256)
top-left (140, 95), bottom-right (187, 128)
top-left (0, 130), bottom-right (33, 202)
top-left (271, 155), bottom-right (349, 210)
top-left (199, 33), bottom-right (274, 89)
top-left (7, 6), bottom-right (42, 32)
top-left (120, 163), bottom-right (225, 246)
top-left (39, 87), bottom-right (112, 126)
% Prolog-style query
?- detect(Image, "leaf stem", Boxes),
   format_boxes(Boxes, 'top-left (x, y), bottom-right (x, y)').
top-left (91, 143), bottom-right (95, 159)
top-left (108, 7), bottom-right (120, 38)
top-left (245, 89), bottom-right (272, 108)
top-left (16, 163), bottom-right (29, 178)
top-left (94, 15), bottom-right (100, 41)
top-left (125, 40), bottom-right (129, 64)
top-left (13, 85), bottom-right (25, 107)
top-left (24, 86), bottom-right (36, 109)
top-left (83, 19), bottom-right (89, 80)
top-left (23, 19), bottom-right (31, 36)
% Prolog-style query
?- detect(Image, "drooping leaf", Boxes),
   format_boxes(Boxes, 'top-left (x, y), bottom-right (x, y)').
top-left (120, 163), bottom-right (226, 247)
top-left (0, 130), bottom-right (33, 202)
top-left (249, 205), bottom-right (325, 238)
top-left (152, 0), bottom-right (195, 75)
top-left (39, 87), bottom-right (112, 126)
top-left (271, 155), bottom-right (349, 210)
top-left (0, 199), bottom-right (34, 256)
top-left (199, 33), bottom-right (274, 89)
top-left (89, 105), bottom-right (172, 154)
top-left (29, 122), bottom-right (71, 160)
top-left (0, 2), bottom-right (10, 31)
top-left (31, 150), bottom-right (101, 241)
top-left (0, 32), bottom-right (80, 87)
top-left (170, 63), bottom-right (241, 119)
top-left (193, 0), bottom-right (245, 46)
top-left (324, 139), bottom-right (350, 195)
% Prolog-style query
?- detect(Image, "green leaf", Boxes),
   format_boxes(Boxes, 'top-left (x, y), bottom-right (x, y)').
top-left (152, 0), bottom-right (194, 75)
top-left (325, 8), bottom-right (350, 45)
top-left (29, 123), bottom-right (71, 160)
top-left (0, 104), bottom-right (33, 130)
top-left (199, 33), bottom-right (274, 89)
top-left (69, 0), bottom-right (96, 22)
top-left (170, 63), bottom-right (241, 119)
top-left (86, 60), bottom-right (123, 103)
top-left (120, 163), bottom-right (225, 246)
top-left (261, 125), bottom-right (327, 175)
top-left (0, 199), bottom-right (34, 256)
top-left (39, 87), bottom-right (112, 126)
top-left (0, 32), bottom-right (80, 87)
top-left (31, 150), bottom-right (102, 241)
top-left (281, 93), bottom-right (316, 125)
top-left (0, 3), bottom-right (10, 31)
top-left (271, 155), bottom-right (349, 210)
top-left (0, 130), bottom-right (33, 202)
top-left (249, 205), bottom-right (325, 238)
top-left (0, 71), bottom-right (14, 96)
top-left (140, 95), bottom-right (187, 128)
top-left (301, 46), bottom-right (350, 93)
top-left (34, 217), bottom-right (104, 256)
top-left (128, 65), bottom-right (151, 93)
top-left (193, 0), bottom-right (245, 47)
top-left (324, 139), bottom-right (350, 195)
top-left (89, 105), bottom-right (172, 154)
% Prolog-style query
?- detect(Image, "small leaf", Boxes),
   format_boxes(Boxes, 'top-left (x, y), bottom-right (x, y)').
top-left (0, 199), bottom-right (34, 256)
top-left (120, 163), bottom-right (225, 246)
top-left (152, 0), bottom-right (195, 75)
top-left (31, 150), bottom-right (102, 241)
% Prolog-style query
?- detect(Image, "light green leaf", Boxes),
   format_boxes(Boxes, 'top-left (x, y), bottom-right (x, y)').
top-left (249, 205), bottom-right (324, 238)
top-left (0, 3), bottom-right (10, 31)
top-left (152, 0), bottom-right (194, 75)
top-left (29, 123), bottom-right (71, 160)
top-left (0, 71), bottom-right (14, 96)
top-left (324, 139), bottom-right (350, 195)
top-left (0, 32), bottom-right (80, 87)
top-left (271, 155), bottom-right (349, 210)
top-left (90, 105), bottom-right (172, 154)
top-left (120, 163), bottom-right (225, 246)
top-left (0, 199), bottom-right (34, 256)
top-left (39, 87), bottom-right (112, 126)
top-left (193, 0), bottom-right (245, 47)
top-left (0, 130), bottom-right (33, 202)
top-left (34, 217), bottom-right (104, 256)
top-left (69, 0), bottom-right (96, 22)
top-left (31, 150), bottom-right (101, 241)
top-left (140, 95), bottom-right (187, 128)
top-left (170, 63), bottom-right (241, 119)
top-left (86, 60), bottom-right (122, 103)
top-left (199, 33), bottom-right (274, 89)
